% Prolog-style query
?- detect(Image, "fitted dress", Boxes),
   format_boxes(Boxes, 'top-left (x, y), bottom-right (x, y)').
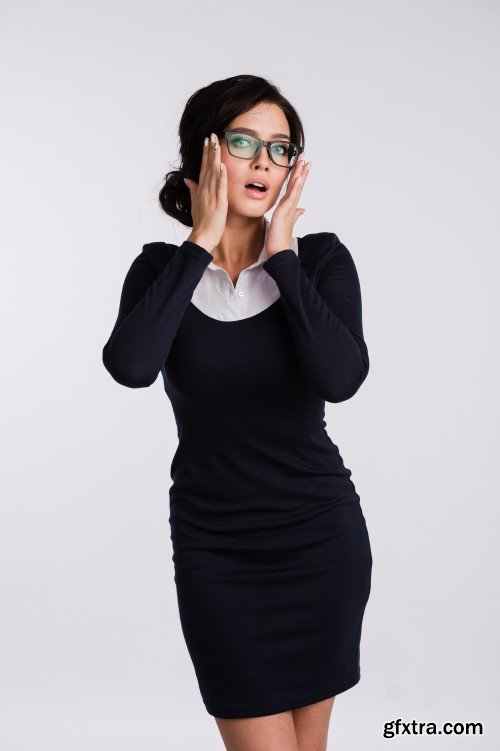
top-left (102, 225), bottom-right (373, 719)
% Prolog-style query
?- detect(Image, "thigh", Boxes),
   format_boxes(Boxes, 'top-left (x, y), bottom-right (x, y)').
top-left (292, 696), bottom-right (336, 751)
top-left (214, 710), bottom-right (299, 751)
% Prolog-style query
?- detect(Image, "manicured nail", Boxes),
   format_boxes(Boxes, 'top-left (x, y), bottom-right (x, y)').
top-left (204, 137), bottom-right (208, 146)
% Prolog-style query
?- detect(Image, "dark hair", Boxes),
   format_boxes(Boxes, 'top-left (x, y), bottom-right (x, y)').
top-left (158, 74), bottom-right (305, 227)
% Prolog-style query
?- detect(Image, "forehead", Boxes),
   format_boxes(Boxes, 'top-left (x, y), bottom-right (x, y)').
top-left (229, 104), bottom-right (291, 140)
top-left (228, 126), bottom-right (291, 141)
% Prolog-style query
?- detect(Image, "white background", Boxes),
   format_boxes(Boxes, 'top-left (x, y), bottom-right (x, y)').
top-left (1, 0), bottom-right (499, 748)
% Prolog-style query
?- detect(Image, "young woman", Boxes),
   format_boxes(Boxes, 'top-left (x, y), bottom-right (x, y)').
top-left (103, 74), bottom-right (372, 751)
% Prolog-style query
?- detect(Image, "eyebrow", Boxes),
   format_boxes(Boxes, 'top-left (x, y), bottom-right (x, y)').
top-left (232, 126), bottom-right (291, 141)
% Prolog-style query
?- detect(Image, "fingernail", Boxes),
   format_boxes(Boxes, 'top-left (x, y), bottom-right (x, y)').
top-left (204, 137), bottom-right (208, 146)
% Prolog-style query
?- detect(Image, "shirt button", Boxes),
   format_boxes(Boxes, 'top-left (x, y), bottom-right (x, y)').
top-left (238, 290), bottom-right (245, 297)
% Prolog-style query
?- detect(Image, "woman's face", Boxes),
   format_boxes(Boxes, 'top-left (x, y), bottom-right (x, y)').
top-left (218, 102), bottom-right (292, 218)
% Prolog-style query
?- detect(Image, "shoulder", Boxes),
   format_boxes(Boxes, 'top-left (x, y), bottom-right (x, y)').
top-left (136, 241), bottom-right (178, 276)
top-left (298, 231), bottom-right (357, 278)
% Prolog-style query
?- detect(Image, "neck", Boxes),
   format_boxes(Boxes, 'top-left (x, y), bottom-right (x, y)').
top-left (211, 216), bottom-right (267, 268)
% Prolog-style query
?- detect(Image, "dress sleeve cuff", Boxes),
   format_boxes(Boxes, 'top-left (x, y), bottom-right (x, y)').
top-left (262, 249), bottom-right (297, 275)
top-left (179, 240), bottom-right (214, 265)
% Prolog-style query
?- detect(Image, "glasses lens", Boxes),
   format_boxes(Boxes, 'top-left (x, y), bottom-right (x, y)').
top-left (271, 142), bottom-right (299, 167)
top-left (227, 133), bottom-right (299, 167)
top-left (227, 133), bottom-right (260, 159)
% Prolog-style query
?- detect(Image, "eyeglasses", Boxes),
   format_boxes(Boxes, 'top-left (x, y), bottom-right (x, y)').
top-left (222, 130), bottom-right (303, 169)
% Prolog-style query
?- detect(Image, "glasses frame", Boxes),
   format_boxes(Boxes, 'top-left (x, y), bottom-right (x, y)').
top-left (221, 130), bottom-right (303, 169)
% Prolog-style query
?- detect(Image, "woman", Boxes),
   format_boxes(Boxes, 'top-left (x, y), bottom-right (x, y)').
top-left (102, 74), bottom-right (372, 751)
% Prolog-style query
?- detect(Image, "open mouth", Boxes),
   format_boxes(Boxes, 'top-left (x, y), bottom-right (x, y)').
top-left (244, 182), bottom-right (269, 198)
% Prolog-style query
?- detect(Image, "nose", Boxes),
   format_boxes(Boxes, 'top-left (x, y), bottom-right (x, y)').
top-left (252, 145), bottom-right (272, 170)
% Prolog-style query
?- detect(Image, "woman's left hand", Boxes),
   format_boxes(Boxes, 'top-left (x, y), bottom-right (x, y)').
top-left (265, 156), bottom-right (311, 258)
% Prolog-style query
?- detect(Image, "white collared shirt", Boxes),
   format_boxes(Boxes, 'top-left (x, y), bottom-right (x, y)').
top-left (191, 217), bottom-right (299, 321)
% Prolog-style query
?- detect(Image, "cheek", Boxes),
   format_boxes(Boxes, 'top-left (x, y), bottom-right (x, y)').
top-left (226, 166), bottom-right (255, 202)
top-left (224, 161), bottom-right (246, 190)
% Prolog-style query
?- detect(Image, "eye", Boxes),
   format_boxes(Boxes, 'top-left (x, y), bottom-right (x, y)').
top-left (271, 142), bottom-right (288, 156)
top-left (232, 135), bottom-right (255, 148)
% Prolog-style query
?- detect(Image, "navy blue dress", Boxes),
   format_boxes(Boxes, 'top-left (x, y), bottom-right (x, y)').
top-left (102, 231), bottom-right (373, 719)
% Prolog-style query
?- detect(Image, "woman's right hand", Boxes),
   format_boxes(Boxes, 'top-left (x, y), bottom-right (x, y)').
top-left (183, 133), bottom-right (228, 253)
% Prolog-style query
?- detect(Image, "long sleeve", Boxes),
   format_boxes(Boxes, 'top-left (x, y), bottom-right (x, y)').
top-left (262, 234), bottom-right (369, 403)
top-left (102, 240), bottom-right (213, 388)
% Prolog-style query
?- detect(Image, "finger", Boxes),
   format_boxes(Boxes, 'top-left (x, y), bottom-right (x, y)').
top-left (291, 153), bottom-right (307, 178)
top-left (290, 172), bottom-right (304, 195)
top-left (295, 156), bottom-right (308, 179)
top-left (278, 162), bottom-right (308, 211)
top-left (210, 133), bottom-right (220, 192)
top-left (199, 135), bottom-right (210, 185)
top-left (293, 161), bottom-right (310, 193)
top-left (201, 133), bottom-right (216, 190)
top-left (284, 155), bottom-right (307, 195)
top-left (218, 161), bottom-right (227, 194)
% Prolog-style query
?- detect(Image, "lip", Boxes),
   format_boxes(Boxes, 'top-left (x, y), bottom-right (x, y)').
top-left (244, 177), bottom-right (270, 191)
top-left (244, 185), bottom-right (269, 200)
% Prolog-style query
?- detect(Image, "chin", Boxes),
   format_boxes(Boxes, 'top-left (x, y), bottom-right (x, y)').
top-left (229, 201), bottom-right (268, 219)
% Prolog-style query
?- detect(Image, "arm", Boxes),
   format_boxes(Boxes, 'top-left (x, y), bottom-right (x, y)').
top-left (262, 234), bottom-right (369, 403)
top-left (102, 240), bottom-right (213, 388)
